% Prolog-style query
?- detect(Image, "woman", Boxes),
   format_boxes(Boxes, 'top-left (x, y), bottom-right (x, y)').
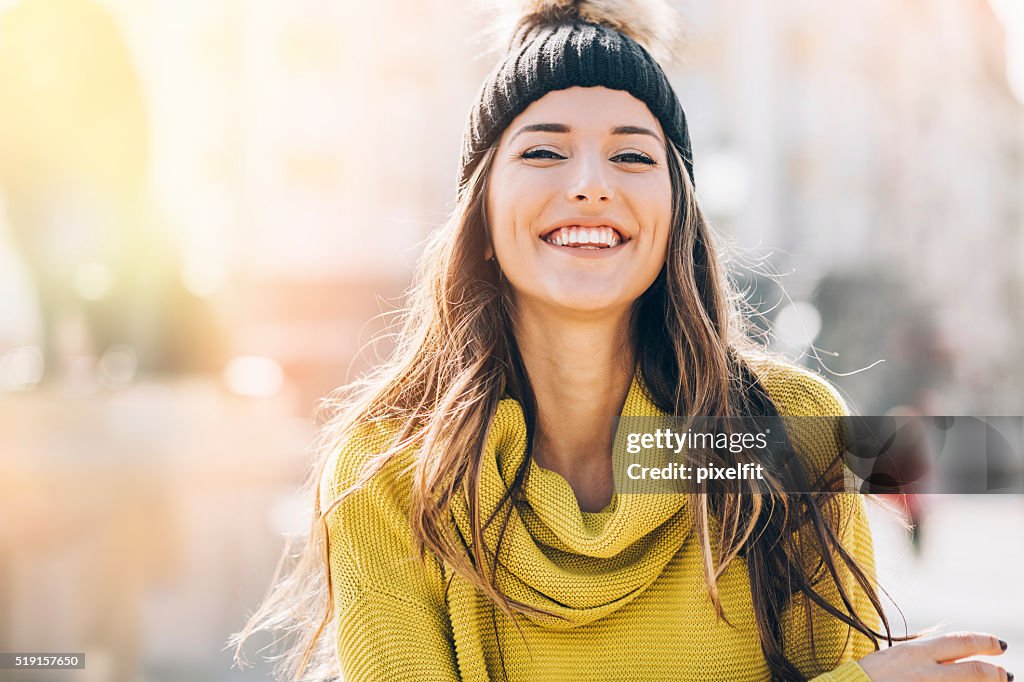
top-left (233, 1), bottom-right (1012, 680)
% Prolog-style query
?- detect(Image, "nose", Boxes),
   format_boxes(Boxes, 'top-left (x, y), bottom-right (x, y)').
top-left (566, 155), bottom-right (614, 204)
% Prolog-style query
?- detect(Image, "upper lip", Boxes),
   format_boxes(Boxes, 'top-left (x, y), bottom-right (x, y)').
top-left (539, 218), bottom-right (631, 242)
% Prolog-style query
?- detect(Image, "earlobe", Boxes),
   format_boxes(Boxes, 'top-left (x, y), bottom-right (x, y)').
top-left (484, 245), bottom-right (494, 261)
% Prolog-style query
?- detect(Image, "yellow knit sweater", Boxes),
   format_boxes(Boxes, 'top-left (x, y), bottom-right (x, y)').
top-left (320, 360), bottom-right (880, 681)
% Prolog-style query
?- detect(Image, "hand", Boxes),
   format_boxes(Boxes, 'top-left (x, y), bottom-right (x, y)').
top-left (858, 632), bottom-right (1012, 681)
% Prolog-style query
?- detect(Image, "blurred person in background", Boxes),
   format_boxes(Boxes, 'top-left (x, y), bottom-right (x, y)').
top-left (811, 271), bottom-right (958, 555)
top-left (877, 400), bottom-right (941, 555)
top-left (0, 0), bottom-right (226, 386)
top-left (234, 1), bottom-right (1013, 681)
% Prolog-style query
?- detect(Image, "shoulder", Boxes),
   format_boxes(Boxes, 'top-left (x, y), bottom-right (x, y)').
top-left (742, 352), bottom-right (850, 418)
top-left (742, 353), bottom-right (851, 483)
top-left (319, 418), bottom-right (412, 503)
top-left (317, 418), bottom-right (450, 611)
top-left (318, 418), bottom-right (420, 560)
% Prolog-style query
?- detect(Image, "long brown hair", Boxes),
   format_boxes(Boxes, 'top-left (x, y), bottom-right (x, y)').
top-left (230, 138), bottom-right (910, 681)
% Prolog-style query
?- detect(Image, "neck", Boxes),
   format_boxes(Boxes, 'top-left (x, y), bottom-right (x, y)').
top-left (511, 301), bottom-right (636, 509)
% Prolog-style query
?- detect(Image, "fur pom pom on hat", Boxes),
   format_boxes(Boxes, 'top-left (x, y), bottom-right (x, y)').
top-left (459, 0), bottom-right (693, 188)
top-left (510, 0), bottom-right (682, 64)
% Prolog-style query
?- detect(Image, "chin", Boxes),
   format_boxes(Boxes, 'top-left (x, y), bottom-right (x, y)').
top-left (508, 270), bottom-right (646, 316)
top-left (540, 288), bottom-right (632, 316)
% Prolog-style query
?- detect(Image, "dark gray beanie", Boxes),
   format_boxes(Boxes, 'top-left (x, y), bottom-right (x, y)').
top-left (458, 1), bottom-right (693, 189)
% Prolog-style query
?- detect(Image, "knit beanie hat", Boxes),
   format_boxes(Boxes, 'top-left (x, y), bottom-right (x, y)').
top-left (459, 0), bottom-right (693, 189)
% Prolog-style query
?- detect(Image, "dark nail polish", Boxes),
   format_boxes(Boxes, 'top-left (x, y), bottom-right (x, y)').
top-left (1001, 639), bottom-right (1009, 651)
top-left (1006, 671), bottom-right (1013, 682)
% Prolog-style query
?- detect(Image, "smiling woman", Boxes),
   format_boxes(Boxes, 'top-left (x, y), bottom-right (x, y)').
top-left (487, 87), bottom-right (672, 318)
top-left (231, 1), bottom-right (1013, 681)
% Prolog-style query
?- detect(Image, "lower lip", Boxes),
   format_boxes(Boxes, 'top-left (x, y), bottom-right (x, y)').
top-left (539, 238), bottom-right (630, 258)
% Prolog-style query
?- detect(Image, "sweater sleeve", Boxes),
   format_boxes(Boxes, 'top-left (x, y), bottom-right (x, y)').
top-left (797, 494), bottom-right (879, 682)
top-left (808, 660), bottom-right (872, 682)
top-left (330, 543), bottom-right (462, 681)
top-left (761, 364), bottom-right (880, 682)
top-left (320, 428), bottom-right (462, 682)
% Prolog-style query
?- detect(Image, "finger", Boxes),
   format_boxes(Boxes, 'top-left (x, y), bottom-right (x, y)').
top-left (933, 658), bottom-right (1011, 681)
top-left (926, 632), bottom-right (1007, 663)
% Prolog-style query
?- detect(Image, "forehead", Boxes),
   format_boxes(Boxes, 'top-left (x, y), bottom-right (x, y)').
top-left (502, 86), bottom-right (664, 140)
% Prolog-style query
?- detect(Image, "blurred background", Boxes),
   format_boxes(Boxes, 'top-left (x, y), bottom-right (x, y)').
top-left (0, 0), bottom-right (1022, 679)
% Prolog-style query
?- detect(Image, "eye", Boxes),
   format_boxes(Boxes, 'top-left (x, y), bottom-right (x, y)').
top-left (518, 148), bottom-right (657, 165)
top-left (612, 151), bottom-right (657, 166)
top-left (520, 148), bottom-right (566, 161)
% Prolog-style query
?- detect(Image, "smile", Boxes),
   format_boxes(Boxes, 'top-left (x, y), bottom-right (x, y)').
top-left (540, 226), bottom-right (626, 249)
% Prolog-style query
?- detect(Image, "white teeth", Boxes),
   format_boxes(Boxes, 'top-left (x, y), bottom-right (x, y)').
top-left (542, 225), bottom-right (625, 248)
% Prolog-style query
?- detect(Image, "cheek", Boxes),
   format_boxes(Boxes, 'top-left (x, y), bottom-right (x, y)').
top-left (487, 170), bottom-right (547, 248)
top-left (485, 172), bottom-right (513, 246)
top-left (654, 177), bottom-right (675, 228)
top-left (628, 179), bottom-right (674, 286)
top-left (630, 175), bottom-right (674, 243)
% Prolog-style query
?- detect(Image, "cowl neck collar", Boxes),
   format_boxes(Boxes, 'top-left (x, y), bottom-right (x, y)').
top-left (450, 366), bottom-right (693, 629)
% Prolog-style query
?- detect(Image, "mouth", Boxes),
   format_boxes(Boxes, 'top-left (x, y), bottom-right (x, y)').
top-left (539, 225), bottom-right (629, 250)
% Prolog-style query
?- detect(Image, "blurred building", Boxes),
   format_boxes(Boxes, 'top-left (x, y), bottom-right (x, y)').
top-left (671, 0), bottom-right (1024, 414)
top-left (0, 0), bottom-right (228, 386)
top-left (95, 0), bottom-right (497, 411)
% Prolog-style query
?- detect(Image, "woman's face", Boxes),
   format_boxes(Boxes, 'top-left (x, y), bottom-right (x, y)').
top-left (486, 86), bottom-right (674, 317)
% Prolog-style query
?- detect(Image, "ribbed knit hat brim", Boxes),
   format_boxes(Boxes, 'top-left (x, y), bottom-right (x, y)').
top-left (458, 4), bottom-right (693, 189)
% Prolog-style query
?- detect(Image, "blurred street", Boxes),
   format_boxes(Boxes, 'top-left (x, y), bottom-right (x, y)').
top-left (868, 496), bottom-right (1024, 673)
top-left (0, 380), bottom-right (311, 681)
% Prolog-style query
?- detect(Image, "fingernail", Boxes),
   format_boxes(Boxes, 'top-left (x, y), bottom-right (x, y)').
top-left (1001, 639), bottom-right (1009, 651)
top-left (1007, 671), bottom-right (1013, 682)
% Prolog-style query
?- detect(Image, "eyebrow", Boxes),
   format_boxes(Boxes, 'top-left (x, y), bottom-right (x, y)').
top-left (510, 123), bottom-right (663, 143)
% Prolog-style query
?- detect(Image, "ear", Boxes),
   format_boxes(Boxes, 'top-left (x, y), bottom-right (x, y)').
top-left (484, 244), bottom-right (494, 260)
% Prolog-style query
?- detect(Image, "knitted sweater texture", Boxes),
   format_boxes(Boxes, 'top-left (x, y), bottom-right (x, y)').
top-left (320, 360), bottom-right (879, 681)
